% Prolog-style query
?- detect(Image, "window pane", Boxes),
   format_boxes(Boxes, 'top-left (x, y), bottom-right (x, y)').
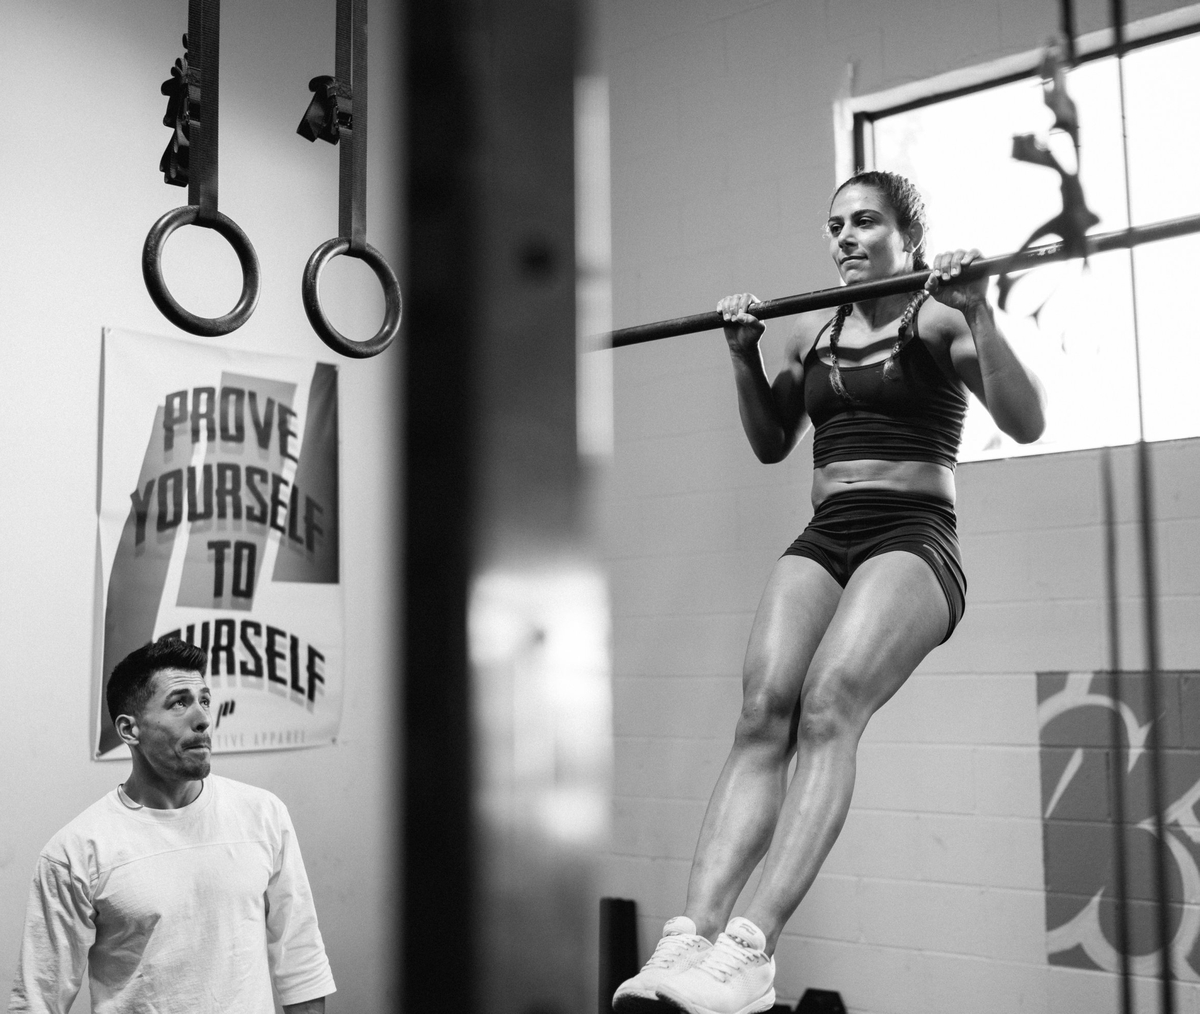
top-left (868, 56), bottom-right (1165, 460)
top-left (871, 77), bottom-right (1060, 256)
top-left (1133, 235), bottom-right (1200, 442)
top-left (958, 251), bottom-right (1139, 460)
top-left (1067, 59), bottom-right (1128, 233)
top-left (1124, 33), bottom-right (1200, 226)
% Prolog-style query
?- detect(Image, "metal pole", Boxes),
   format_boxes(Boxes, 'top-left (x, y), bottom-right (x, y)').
top-left (1059, 0), bottom-right (1078, 65)
top-left (1137, 438), bottom-right (1173, 1013)
top-left (1101, 449), bottom-right (1133, 1014)
top-left (403, 0), bottom-right (475, 1009)
top-left (599, 213), bottom-right (1200, 349)
top-left (1107, 0), bottom-right (1174, 1005)
top-left (403, 2), bottom-right (607, 1013)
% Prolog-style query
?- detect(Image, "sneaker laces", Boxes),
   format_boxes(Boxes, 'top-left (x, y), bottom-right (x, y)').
top-left (645, 932), bottom-right (703, 969)
top-left (696, 932), bottom-right (760, 983)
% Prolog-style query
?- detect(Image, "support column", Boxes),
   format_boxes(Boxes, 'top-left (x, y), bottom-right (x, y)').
top-left (403, 2), bottom-right (610, 1011)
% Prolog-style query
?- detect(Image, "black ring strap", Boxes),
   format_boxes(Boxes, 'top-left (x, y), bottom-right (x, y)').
top-left (143, 0), bottom-right (261, 336)
top-left (298, 0), bottom-right (402, 358)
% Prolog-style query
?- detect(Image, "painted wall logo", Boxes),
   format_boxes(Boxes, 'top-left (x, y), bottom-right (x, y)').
top-left (96, 329), bottom-right (344, 757)
top-left (1038, 670), bottom-right (1200, 978)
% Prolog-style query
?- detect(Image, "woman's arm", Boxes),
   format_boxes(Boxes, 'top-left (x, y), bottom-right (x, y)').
top-left (928, 250), bottom-right (1047, 444)
top-left (719, 293), bottom-right (810, 463)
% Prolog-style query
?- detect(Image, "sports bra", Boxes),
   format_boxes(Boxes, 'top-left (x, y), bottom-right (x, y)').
top-left (802, 312), bottom-right (968, 470)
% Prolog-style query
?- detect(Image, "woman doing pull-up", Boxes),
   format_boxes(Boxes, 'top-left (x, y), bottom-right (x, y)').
top-left (614, 170), bottom-right (1046, 1014)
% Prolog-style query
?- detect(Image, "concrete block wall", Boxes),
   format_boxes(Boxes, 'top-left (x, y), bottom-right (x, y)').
top-left (597, 1), bottom-right (1200, 1011)
top-left (0, 3), bottom-right (400, 1010)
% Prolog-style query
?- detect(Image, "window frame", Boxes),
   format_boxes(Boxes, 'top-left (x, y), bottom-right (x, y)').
top-left (828, 3), bottom-right (1200, 458)
top-left (833, 3), bottom-right (1200, 182)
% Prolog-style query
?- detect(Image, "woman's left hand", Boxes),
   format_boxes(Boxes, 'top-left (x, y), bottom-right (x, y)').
top-left (927, 248), bottom-right (988, 312)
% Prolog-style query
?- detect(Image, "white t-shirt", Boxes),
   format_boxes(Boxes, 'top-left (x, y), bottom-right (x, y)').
top-left (8, 775), bottom-right (336, 1014)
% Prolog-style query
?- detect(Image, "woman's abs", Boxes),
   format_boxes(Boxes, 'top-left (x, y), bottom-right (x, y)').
top-left (812, 459), bottom-right (955, 508)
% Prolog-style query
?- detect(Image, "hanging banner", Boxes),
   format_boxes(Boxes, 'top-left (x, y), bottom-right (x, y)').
top-left (95, 328), bottom-right (343, 758)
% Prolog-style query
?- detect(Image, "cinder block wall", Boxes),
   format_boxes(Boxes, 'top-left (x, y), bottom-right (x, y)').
top-left (0, 3), bottom-right (400, 1010)
top-left (597, 2), bottom-right (1200, 1012)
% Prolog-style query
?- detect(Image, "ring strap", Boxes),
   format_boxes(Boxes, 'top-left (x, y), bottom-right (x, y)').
top-left (144, 0), bottom-right (260, 336)
top-left (296, 0), bottom-right (401, 357)
top-left (336, 0), bottom-right (368, 252)
top-left (188, 0), bottom-right (221, 222)
top-left (297, 0), bottom-right (369, 248)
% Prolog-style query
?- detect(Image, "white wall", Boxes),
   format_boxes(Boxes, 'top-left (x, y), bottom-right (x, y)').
top-left (597, 2), bottom-right (1200, 1012)
top-left (0, 2), bottom-right (400, 1010)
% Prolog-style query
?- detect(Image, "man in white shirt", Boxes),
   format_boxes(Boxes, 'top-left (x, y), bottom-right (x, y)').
top-left (8, 638), bottom-right (336, 1014)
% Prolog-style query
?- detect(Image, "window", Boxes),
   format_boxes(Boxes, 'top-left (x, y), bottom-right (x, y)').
top-left (843, 13), bottom-right (1200, 460)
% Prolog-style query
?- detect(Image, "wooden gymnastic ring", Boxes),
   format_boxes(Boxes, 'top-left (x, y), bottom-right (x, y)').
top-left (301, 237), bottom-right (402, 359)
top-left (142, 205), bottom-right (261, 337)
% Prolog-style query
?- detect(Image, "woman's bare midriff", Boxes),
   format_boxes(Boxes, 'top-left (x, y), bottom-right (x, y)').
top-left (812, 459), bottom-right (956, 509)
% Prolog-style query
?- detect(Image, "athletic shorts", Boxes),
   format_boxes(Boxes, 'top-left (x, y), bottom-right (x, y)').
top-left (781, 489), bottom-right (966, 643)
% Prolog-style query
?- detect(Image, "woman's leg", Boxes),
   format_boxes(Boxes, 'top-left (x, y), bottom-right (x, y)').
top-left (682, 555), bottom-right (843, 939)
top-left (740, 549), bottom-right (950, 952)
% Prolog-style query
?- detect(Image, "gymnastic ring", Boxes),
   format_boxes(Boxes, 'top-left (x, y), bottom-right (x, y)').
top-left (142, 206), bottom-right (261, 337)
top-left (301, 237), bottom-right (402, 359)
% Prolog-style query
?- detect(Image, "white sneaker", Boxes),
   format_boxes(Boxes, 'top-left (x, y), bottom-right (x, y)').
top-left (655, 916), bottom-right (775, 1014)
top-left (613, 916), bottom-right (713, 1013)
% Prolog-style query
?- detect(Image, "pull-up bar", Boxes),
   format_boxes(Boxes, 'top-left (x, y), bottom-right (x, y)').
top-left (602, 212), bottom-right (1200, 349)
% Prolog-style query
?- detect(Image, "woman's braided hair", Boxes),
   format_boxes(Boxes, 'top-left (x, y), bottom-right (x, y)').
top-left (825, 170), bottom-right (933, 401)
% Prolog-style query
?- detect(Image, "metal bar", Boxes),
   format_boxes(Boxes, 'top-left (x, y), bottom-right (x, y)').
top-left (1138, 439), bottom-right (1175, 1014)
top-left (600, 212), bottom-right (1200, 349)
top-left (403, 0), bottom-right (474, 1007)
top-left (1101, 448), bottom-right (1133, 1014)
top-left (1061, 0), bottom-right (1078, 64)
top-left (1110, 0), bottom-right (1174, 1006)
top-left (403, 3), bottom-right (604, 1014)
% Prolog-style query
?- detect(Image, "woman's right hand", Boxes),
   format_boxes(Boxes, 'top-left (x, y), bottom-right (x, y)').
top-left (718, 293), bottom-right (765, 356)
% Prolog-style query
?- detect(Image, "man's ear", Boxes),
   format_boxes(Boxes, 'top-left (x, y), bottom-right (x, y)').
top-left (115, 714), bottom-right (140, 748)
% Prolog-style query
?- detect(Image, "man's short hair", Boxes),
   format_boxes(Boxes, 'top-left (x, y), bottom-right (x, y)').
top-left (106, 638), bottom-right (208, 724)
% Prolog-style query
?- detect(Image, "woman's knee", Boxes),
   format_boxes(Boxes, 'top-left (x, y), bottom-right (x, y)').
top-left (796, 672), bottom-right (868, 745)
top-left (733, 682), bottom-right (796, 748)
